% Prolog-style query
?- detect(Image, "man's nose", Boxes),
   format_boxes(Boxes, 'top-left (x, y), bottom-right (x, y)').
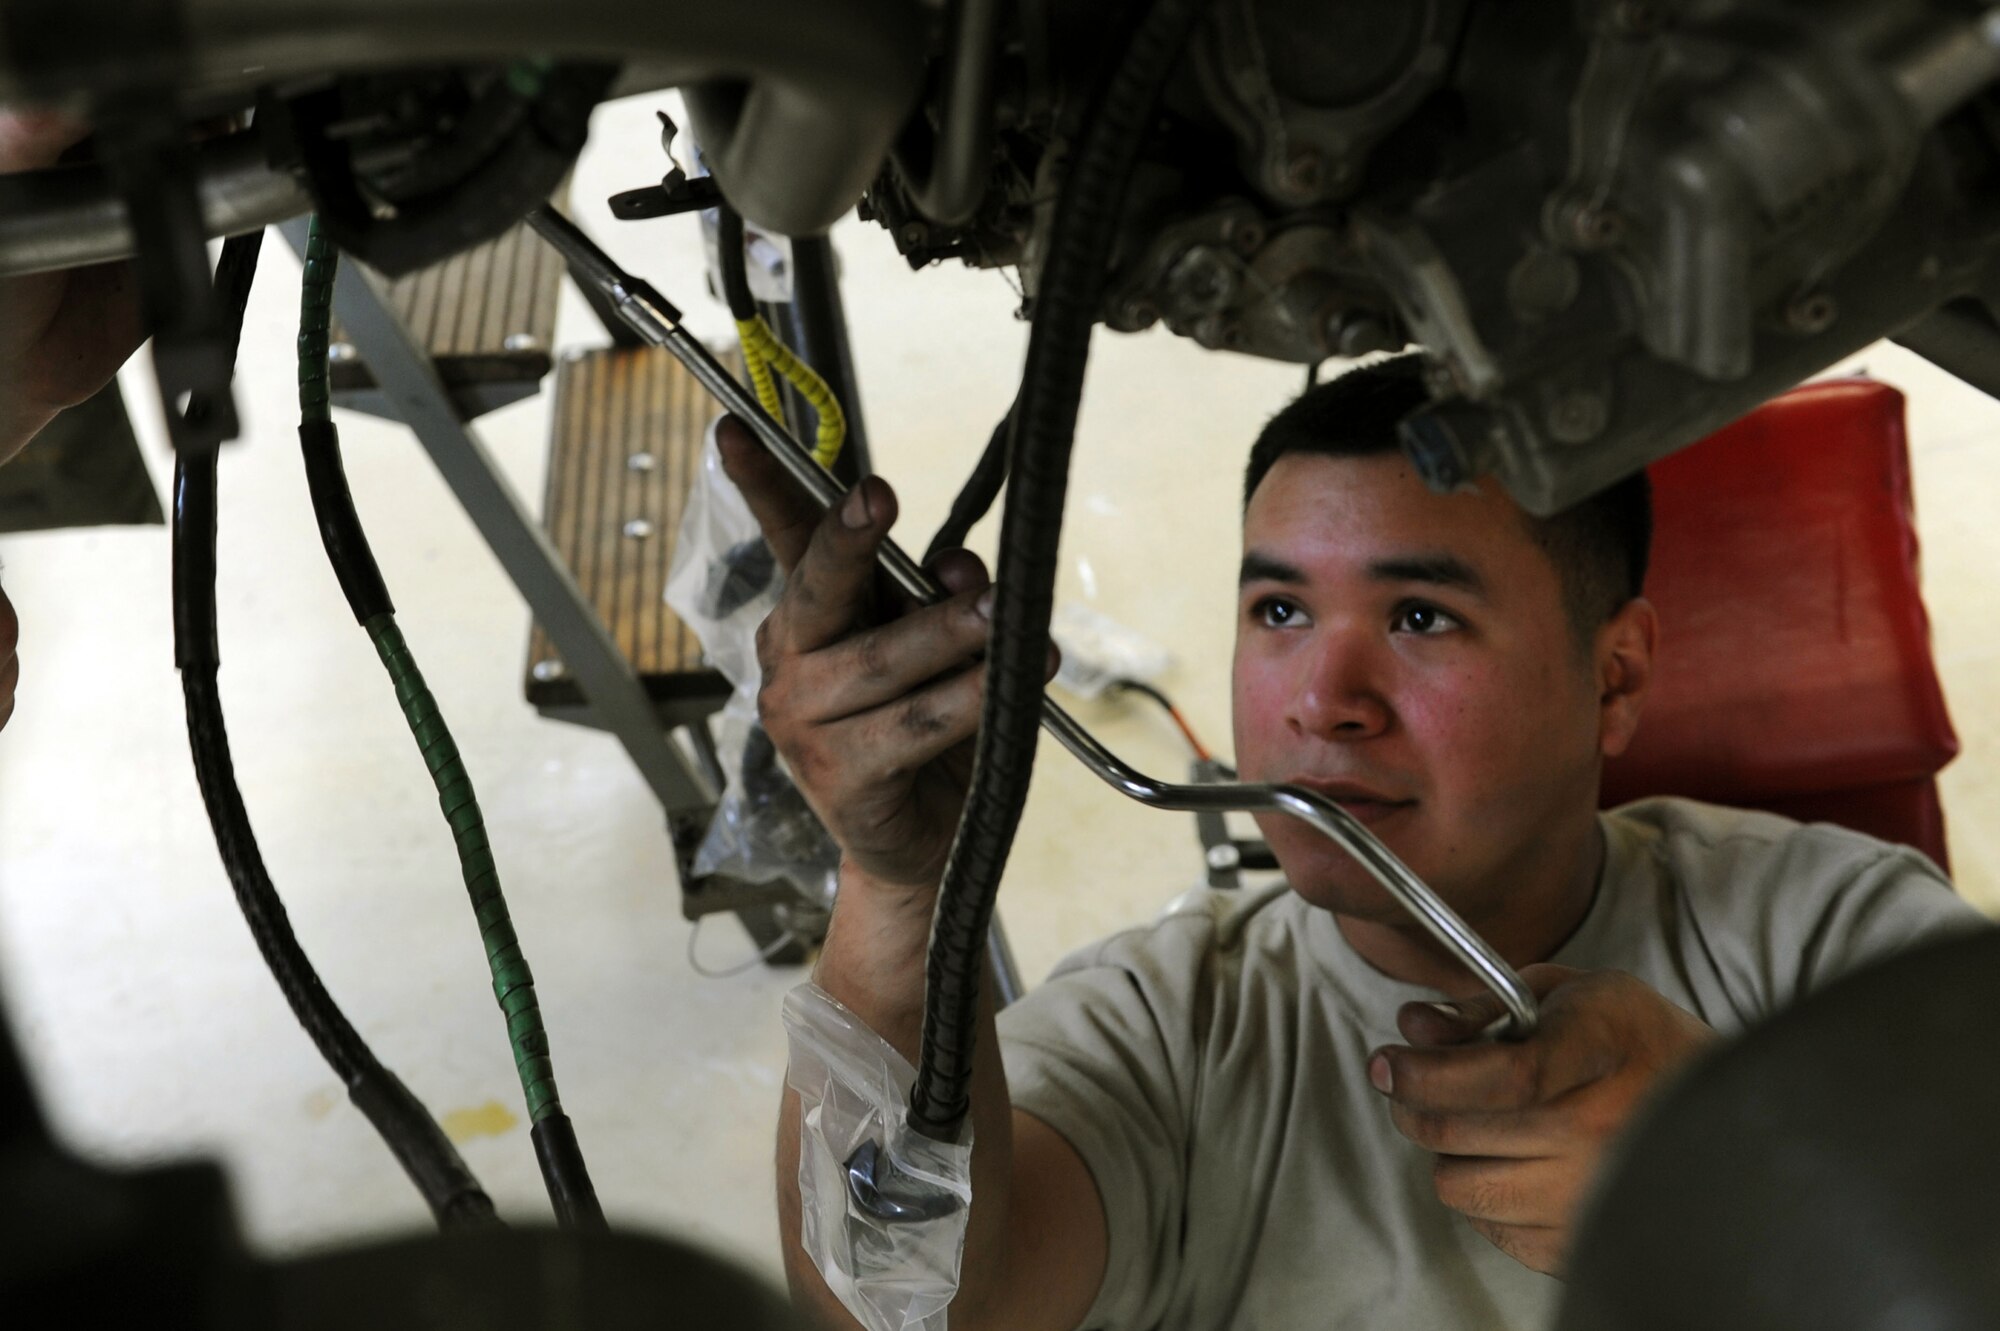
top-left (1289, 629), bottom-right (1391, 739)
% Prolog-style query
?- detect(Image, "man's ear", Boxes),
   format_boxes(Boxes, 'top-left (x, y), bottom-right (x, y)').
top-left (1596, 597), bottom-right (1657, 759)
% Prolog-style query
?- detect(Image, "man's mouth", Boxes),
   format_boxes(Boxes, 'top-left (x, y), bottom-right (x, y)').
top-left (1287, 780), bottom-right (1417, 827)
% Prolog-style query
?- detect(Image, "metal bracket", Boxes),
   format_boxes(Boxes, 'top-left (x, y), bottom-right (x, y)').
top-left (102, 108), bottom-right (240, 450)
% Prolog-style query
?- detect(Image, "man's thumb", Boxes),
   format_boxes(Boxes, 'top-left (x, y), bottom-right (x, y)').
top-left (1394, 995), bottom-right (1501, 1047)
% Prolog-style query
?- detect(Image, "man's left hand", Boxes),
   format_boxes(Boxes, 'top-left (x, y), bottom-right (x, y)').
top-left (0, 109), bottom-right (143, 465)
top-left (1368, 965), bottom-right (1715, 1277)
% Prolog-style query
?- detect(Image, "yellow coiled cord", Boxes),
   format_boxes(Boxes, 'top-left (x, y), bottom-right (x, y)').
top-left (735, 315), bottom-right (847, 471)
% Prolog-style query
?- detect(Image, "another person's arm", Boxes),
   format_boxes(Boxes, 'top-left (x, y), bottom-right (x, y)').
top-left (0, 109), bottom-right (142, 464)
top-left (717, 419), bottom-right (1107, 1331)
top-left (0, 110), bottom-right (142, 738)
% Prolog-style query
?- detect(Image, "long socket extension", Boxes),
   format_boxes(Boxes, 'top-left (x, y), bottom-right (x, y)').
top-left (526, 204), bottom-right (1539, 1039)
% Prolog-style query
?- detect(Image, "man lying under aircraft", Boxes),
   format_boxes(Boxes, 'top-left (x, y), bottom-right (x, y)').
top-left (721, 353), bottom-right (1988, 1331)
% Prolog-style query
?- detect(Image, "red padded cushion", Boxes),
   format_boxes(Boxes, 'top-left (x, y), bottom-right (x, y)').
top-left (1600, 380), bottom-right (1958, 863)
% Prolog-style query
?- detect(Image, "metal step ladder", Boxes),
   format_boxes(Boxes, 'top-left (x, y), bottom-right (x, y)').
top-left (286, 216), bottom-right (1024, 993)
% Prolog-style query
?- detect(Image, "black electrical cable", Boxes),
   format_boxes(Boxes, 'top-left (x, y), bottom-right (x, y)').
top-left (1107, 677), bottom-right (1214, 763)
top-left (172, 232), bottom-right (499, 1233)
top-left (715, 203), bottom-right (758, 322)
top-left (296, 217), bottom-right (604, 1233)
top-left (907, 0), bottom-right (1217, 1142)
top-left (923, 398), bottom-right (1016, 565)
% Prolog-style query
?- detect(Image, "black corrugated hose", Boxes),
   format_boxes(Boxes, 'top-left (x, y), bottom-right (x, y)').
top-left (907, 0), bottom-right (1218, 1141)
top-left (172, 230), bottom-right (500, 1232)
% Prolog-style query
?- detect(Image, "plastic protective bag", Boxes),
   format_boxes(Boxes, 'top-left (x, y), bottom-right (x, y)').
top-left (783, 983), bottom-right (975, 1331)
top-left (1048, 601), bottom-right (1173, 700)
top-left (664, 421), bottom-right (840, 909)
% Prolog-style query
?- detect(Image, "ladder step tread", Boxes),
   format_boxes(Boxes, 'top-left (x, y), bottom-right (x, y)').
top-left (525, 345), bottom-right (732, 725)
top-left (329, 215), bottom-right (565, 394)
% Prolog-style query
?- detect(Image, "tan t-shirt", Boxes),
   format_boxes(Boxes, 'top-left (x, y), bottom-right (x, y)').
top-left (996, 798), bottom-right (1988, 1331)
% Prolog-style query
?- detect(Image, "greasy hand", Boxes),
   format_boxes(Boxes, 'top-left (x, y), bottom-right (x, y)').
top-left (1369, 965), bottom-right (1716, 1276)
top-left (0, 109), bottom-right (143, 464)
top-left (716, 414), bottom-right (1026, 891)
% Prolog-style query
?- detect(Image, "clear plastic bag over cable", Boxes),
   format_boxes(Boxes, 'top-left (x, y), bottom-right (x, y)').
top-left (783, 983), bottom-right (974, 1331)
top-left (664, 420), bottom-right (840, 909)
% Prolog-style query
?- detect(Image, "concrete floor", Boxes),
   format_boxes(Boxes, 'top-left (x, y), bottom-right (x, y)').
top-left (3, 96), bottom-right (1999, 1287)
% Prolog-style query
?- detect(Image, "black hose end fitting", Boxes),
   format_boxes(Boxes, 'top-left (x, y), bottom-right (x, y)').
top-left (715, 205), bottom-right (758, 323)
top-left (843, 1138), bottom-right (963, 1224)
top-left (299, 420), bottom-right (395, 624)
top-left (531, 1112), bottom-right (607, 1233)
top-left (171, 449), bottom-right (222, 674)
top-left (348, 1069), bottom-right (502, 1233)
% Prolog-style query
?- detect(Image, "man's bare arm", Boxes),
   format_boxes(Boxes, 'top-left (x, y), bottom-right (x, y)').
top-left (717, 418), bottom-right (1106, 1329)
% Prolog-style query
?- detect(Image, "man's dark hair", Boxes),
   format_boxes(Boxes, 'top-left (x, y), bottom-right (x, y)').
top-left (1243, 353), bottom-right (1652, 640)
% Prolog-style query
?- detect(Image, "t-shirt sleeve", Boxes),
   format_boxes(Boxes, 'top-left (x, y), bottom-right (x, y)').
top-left (1789, 837), bottom-right (1990, 997)
top-left (996, 914), bottom-right (1214, 1331)
top-left (1659, 807), bottom-right (1992, 1022)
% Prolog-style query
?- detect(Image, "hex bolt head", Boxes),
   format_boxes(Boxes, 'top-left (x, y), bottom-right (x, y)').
top-left (1785, 292), bottom-right (1839, 336)
top-left (1547, 391), bottom-right (1610, 445)
top-left (1282, 149), bottom-right (1325, 199)
top-left (1227, 218), bottom-right (1266, 258)
top-left (1167, 245), bottom-right (1239, 317)
top-left (1573, 206), bottom-right (1627, 249)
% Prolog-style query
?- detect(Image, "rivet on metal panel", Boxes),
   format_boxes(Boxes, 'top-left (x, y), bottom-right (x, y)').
top-left (1784, 291), bottom-right (1839, 336)
top-left (504, 333), bottom-right (543, 352)
top-left (531, 659), bottom-right (565, 682)
top-left (623, 519), bottom-right (656, 539)
top-left (627, 452), bottom-right (657, 472)
top-left (328, 342), bottom-right (358, 363)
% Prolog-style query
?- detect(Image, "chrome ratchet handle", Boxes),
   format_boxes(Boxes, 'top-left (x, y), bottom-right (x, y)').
top-left (526, 205), bottom-right (1539, 1038)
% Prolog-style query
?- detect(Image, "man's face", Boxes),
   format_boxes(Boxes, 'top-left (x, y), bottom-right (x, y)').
top-left (1231, 452), bottom-right (1622, 926)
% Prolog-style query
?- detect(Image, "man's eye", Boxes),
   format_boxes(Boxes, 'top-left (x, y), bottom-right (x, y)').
top-left (1253, 596), bottom-right (1304, 628)
top-left (1392, 602), bottom-right (1459, 635)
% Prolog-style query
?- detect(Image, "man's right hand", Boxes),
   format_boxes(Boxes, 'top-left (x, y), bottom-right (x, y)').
top-left (729, 413), bottom-right (1110, 1331)
top-left (716, 414), bottom-right (999, 891)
